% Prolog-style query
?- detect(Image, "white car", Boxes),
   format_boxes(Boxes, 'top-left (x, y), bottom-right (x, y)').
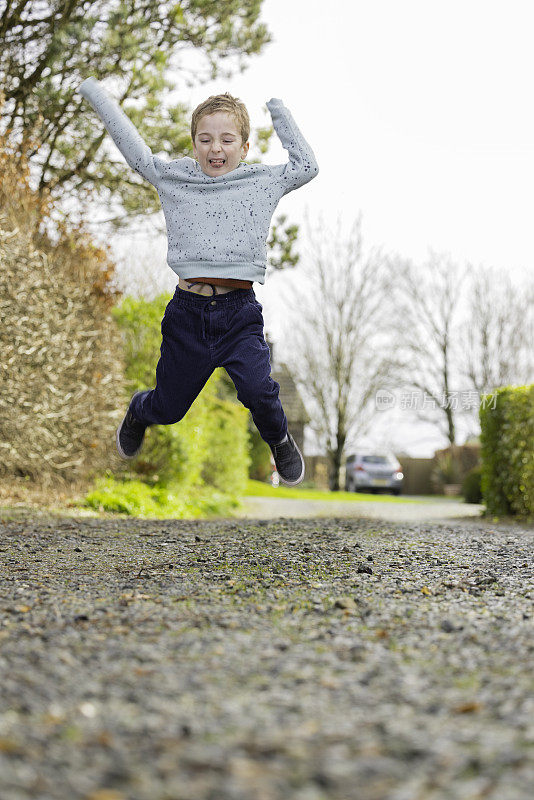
top-left (345, 453), bottom-right (404, 495)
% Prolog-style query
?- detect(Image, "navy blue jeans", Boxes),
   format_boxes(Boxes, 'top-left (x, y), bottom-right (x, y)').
top-left (129, 286), bottom-right (288, 446)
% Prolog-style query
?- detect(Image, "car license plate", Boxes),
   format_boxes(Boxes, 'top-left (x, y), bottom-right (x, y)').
top-left (373, 479), bottom-right (388, 486)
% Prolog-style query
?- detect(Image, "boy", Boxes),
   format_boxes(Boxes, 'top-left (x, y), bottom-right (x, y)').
top-left (78, 77), bottom-right (318, 485)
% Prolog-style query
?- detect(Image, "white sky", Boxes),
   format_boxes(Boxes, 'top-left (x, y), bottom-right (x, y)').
top-left (110, 0), bottom-right (534, 457)
top-left (179, 0), bottom-right (534, 273)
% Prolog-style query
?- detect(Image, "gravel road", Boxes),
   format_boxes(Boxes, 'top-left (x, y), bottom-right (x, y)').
top-left (1, 512), bottom-right (533, 800)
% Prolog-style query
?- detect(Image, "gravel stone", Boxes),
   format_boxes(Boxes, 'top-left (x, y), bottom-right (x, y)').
top-left (0, 512), bottom-right (533, 799)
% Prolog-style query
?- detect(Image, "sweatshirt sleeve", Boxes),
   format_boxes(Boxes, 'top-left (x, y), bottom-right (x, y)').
top-left (78, 77), bottom-right (163, 188)
top-left (266, 98), bottom-right (319, 194)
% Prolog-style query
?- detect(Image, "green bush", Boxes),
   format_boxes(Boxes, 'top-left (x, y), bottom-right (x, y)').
top-left (248, 423), bottom-right (272, 481)
top-left (84, 476), bottom-right (240, 518)
top-left (201, 397), bottom-right (251, 493)
top-left (462, 466), bottom-right (482, 504)
top-left (480, 384), bottom-right (534, 517)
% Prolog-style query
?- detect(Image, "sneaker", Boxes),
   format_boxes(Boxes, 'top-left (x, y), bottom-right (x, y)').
top-left (270, 433), bottom-right (305, 486)
top-left (116, 391), bottom-right (148, 459)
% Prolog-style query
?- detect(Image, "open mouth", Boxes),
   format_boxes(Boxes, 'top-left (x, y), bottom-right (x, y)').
top-left (209, 159), bottom-right (226, 168)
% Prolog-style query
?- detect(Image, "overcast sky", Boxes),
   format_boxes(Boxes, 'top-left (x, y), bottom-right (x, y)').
top-left (179, 0), bottom-right (534, 273)
top-left (111, 0), bottom-right (534, 456)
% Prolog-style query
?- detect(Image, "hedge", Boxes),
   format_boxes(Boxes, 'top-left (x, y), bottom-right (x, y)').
top-left (0, 120), bottom-right (125, 488)
top-left (480, 384), bottom-right (534, 517)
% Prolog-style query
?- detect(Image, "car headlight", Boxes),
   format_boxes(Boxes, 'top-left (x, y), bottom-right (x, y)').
top-left (394, 472), bottom-right (403, 480)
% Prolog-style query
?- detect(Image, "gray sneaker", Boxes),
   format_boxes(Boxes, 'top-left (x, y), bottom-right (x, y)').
top-left (270, 433), bottom-right (305, 486)
top-left (116, 391), bottom-right (148, 459)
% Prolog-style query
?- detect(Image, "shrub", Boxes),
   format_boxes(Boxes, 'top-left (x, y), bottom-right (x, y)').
top-left (462, 466), bottom-right (482, 504)
top-left (84, 475), bottom-right (240, 518)
top-left (218, 373), bottom-right (271, 481)
top-left (0, 102), bottom-right (125, 488)
top-left (480, 384), bottom-right (534, 517)
top-left (248, 424), bottom-right (272, 481)
top-left (201, 397), bottom-right (251, 493)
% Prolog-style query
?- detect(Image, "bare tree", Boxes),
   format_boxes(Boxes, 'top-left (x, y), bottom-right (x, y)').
top-left (283, 215), bottom-right (396, 490)
top-left (393, 251), bottom-right (467, 447)
top-left (461, 266), bottom-right (534, 396)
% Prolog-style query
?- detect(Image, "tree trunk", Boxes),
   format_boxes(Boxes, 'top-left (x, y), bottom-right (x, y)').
top-left (329, 446), bottom-right (344, 491)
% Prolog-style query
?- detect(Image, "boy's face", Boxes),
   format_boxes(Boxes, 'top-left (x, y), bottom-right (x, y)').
top-left (193, 111), bottom-right (249, 177)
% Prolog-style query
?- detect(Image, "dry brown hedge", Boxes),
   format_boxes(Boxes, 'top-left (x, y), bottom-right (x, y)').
top-left (0, 101), bottom-right (126, 489)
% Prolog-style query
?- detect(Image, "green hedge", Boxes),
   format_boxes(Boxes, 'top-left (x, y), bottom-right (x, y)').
top-left (480, 384), bottom-right (534, 517)
top-left (110, 292), bottom-right (250, 495)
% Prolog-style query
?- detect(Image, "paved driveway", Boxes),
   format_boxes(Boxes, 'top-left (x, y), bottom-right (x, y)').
top-left (238, 495), bottom-right (485, 523)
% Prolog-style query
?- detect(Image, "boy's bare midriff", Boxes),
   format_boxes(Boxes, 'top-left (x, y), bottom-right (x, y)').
top-left (178, 276), bottom-right (253, 296)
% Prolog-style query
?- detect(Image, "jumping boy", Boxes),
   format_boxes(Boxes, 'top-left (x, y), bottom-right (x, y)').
top-left (78, 77), bottom-right (319, 485)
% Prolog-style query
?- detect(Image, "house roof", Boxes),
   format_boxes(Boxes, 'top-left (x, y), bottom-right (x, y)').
top-left (272, 362), bottom-right (309, 424)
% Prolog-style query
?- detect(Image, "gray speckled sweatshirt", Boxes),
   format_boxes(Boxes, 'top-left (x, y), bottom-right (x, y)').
top-left (78, 78), bottom-right (319, 284)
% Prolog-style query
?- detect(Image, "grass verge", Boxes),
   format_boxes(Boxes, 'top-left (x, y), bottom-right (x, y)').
top-left (244, 479), bottom-right (420, 503)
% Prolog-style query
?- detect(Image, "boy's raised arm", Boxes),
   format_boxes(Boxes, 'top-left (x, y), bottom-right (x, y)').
top-left (78, 77), bottom-right (162, 188)
top-left (266, 98), bottom-right (319, 193)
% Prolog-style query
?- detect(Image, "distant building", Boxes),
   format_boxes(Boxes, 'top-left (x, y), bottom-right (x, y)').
top-left (266, 337), bottom-right (308, 455)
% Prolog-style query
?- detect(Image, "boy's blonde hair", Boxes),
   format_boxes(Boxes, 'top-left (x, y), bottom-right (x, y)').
top-left (191, 93), bottom-right (250, 144)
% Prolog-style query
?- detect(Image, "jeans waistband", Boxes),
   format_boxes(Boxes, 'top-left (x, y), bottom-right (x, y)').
top-left (172, 285), bottom-right (256, 309)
